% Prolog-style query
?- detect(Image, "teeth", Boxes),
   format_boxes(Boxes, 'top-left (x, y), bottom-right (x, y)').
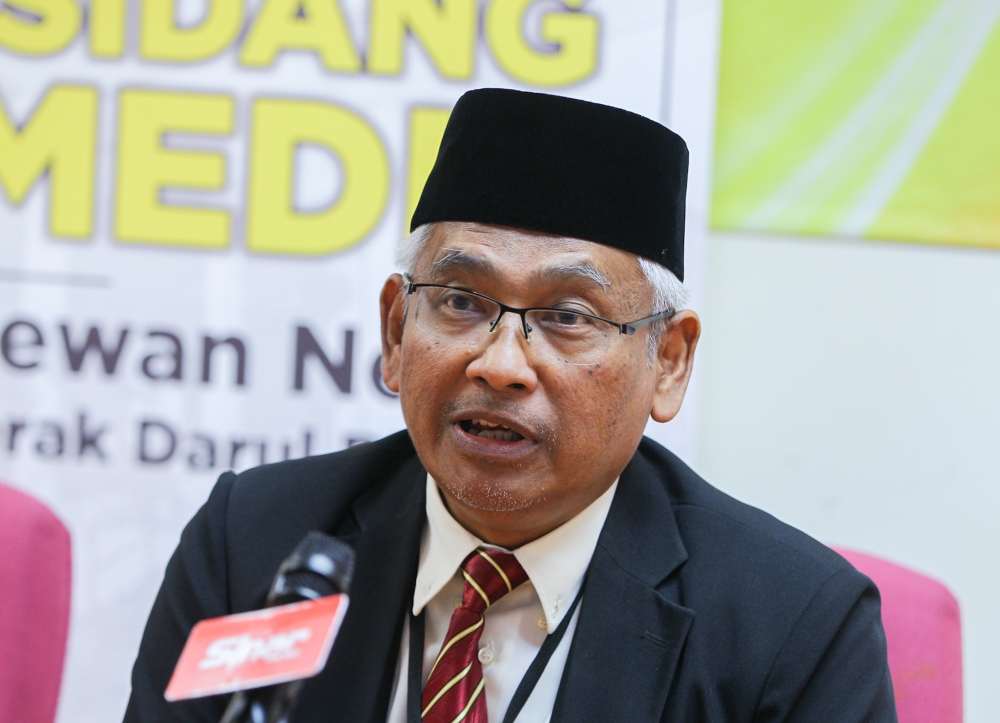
top-left (477, 429), bottom-right (519, 441)
top-left (464, 419), bottom-right (522, 441)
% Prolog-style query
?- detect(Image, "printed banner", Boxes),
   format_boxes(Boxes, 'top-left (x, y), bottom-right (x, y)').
top-left (712, 0), bottom-right (1000, 247)
top-left (0, 2), bottom-right (677, 720)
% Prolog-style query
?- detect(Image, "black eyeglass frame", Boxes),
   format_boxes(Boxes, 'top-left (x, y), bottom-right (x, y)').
top-left (402, 278), bottom-right (677, 340)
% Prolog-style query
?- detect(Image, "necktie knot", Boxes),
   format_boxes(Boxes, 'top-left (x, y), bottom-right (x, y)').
top-left (460, 548), bottom-right (529, 614)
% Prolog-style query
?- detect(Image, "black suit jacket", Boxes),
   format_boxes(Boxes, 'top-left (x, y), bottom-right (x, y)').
top-left (125, 431), bottom-right (896, 723)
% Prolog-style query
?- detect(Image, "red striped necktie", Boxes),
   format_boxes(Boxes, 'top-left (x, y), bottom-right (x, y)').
top-left (421, 548), bottom-right (529, 723)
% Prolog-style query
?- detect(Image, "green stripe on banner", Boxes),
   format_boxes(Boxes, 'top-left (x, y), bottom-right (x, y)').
top-left (869, 20), bottom-right (1000, 247)
top-left (712, 0), bottom-right (1000, 248)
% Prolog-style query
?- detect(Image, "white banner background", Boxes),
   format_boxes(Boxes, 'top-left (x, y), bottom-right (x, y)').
top-left (0, 2), bottom-right (691, 720)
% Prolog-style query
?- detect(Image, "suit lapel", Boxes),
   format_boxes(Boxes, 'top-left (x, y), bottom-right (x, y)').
top-left (552, 449), bottom-right (694, 723)
top-left (294, 454), bottom-right (427, 723)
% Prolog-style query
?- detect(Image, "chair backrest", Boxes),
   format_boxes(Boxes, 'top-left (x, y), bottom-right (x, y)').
top-left (835, 548), bottom-right (962, 723)
top-left (0, 482), bottom-right (72, 723)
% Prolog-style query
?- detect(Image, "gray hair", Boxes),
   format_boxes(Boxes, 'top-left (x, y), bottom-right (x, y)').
top-left (636, 256), bottom-right (690, 359)
top-left (395, 223), bottom-right (435, 279)
top-left (396, 223), bottom-right (690, 360)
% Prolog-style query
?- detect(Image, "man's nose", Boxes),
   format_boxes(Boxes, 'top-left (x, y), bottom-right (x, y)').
top-left (466, 313), bottom-right (539, 392)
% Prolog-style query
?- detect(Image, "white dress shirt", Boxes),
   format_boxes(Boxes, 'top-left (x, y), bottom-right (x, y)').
top-left (385, 474), bottom-right (618, 723)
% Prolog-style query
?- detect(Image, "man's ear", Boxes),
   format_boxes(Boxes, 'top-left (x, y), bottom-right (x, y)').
top-left (650, 310), bottom-right (701, 423)
top-left (379, 274), bottom-right (406, 393)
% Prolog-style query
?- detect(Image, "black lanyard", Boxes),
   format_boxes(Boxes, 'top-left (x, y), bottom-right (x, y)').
top-left (407, 589), bottom-right (583, 723)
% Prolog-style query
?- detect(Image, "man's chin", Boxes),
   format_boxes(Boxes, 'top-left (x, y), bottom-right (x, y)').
top-left (437, 474), bottom-right (545, 516)
top-left (431, 433), bottom-right (551, 516)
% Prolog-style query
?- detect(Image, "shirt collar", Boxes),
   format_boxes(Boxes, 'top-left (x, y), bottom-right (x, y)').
top-left (413, 473), bottom-right (619, 633)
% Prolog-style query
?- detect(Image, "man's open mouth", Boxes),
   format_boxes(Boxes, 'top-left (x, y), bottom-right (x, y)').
top-left (458, 419), bottom-right (526, 442)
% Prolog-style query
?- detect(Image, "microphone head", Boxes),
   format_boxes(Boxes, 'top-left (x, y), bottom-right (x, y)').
top-left (267, 532), bottom-right (355, 606)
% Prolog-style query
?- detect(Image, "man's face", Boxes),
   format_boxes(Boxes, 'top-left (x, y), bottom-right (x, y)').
top-left (380, 223), bottom-right (697, 546)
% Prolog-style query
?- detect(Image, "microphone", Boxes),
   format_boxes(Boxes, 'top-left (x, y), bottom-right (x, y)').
top-left (219, 532), bottom-right (355, 723)
top-left (164, 532), bottom-right (355, 723)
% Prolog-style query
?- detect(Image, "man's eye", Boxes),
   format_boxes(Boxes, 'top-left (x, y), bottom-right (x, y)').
top-left (442, 292), bottom-right (481, 312)
top-left (539, 310), bottom-right (588, 326)
top-left (553, 311), bottom-right (583, 325)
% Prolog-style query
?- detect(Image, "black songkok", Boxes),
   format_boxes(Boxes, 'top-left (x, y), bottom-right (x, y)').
top-left (411, 88), bottom-right (689, 280)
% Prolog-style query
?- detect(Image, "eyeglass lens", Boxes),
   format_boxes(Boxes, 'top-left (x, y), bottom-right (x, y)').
top-left (412, 286), bottom-right (618, 366)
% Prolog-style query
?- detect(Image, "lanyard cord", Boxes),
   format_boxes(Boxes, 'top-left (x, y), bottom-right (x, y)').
top-left (407, 589), bottom-right (584, 723)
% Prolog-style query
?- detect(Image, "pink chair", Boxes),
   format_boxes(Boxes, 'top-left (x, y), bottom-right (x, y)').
top-left (835, 548), bottom-right (962, 723)
top-left (0, 482), bottom-right (72, 723)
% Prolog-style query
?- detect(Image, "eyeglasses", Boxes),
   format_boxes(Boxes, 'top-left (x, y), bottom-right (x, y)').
top-left (403, 277), bottom-right (676, 366)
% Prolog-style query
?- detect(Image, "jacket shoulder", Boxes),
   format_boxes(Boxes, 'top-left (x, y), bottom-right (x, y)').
top-left (227, 430), bottom-right (415, 525)
top-left (637, 439), bottom-right (894, 721)
top-left (638, 436), bottom-right (851, 583)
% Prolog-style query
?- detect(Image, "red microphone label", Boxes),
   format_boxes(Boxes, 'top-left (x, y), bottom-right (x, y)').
top-left (164, 594), bottom-right (349, 701)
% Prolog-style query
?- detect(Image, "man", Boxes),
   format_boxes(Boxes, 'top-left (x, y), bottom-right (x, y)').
top-left (125, 89), bottom-right (896, 723)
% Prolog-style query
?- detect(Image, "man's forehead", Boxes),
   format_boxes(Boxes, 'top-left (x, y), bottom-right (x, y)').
top-left (421, 223), bottom-right (636, 284)
top-left (430, 222), bottom-right (596, 252)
